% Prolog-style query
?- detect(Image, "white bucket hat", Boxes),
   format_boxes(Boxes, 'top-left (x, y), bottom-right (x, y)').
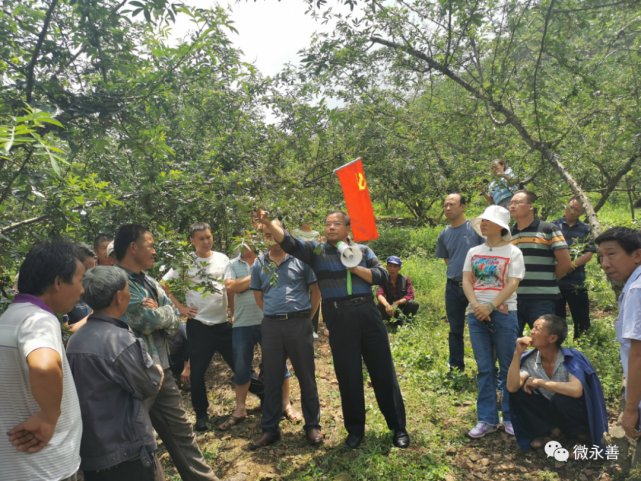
top-left (471, 205), bottom-right (512, 242)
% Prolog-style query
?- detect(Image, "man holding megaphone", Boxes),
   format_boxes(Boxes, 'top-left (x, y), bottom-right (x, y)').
top-left (255, 209), bottom-right (409, 450)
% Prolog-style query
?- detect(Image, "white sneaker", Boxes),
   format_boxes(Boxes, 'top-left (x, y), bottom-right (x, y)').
top-left (468, 422), bottom-right (498, 439)
top-left (313, 332), bottom-right (319, 339)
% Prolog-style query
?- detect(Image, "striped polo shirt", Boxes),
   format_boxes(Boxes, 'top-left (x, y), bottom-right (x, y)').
top-left (280, 231), bottom-right (388, 301)
top-left (510, 218), bottom-right (568, 300)
top-left (224, 257), bottom-right (264, 328)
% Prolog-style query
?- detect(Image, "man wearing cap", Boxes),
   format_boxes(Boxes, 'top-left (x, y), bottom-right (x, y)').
top-left (436, 193), bottom-right (485, 373)
top-left (106, 241), bottom-right (117, 266)
top-left (376, 256), bottom-right (419, 327)
top-left (255, 209), bottom-right (409, 450)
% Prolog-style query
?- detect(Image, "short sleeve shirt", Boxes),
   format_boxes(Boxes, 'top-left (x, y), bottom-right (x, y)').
top-left (0, 300), bottom-right (82, 481)
top-left (488, 168), bottom-right (516, 205)
top-left (250, 254), bottom-right (317, 316)
top-left (551, 217), bottom-right (596, 288)
top-left (462, 243), bottom-right (525, 311)
top-left (617, 265), bottom-right (641, 401)
top-left (436, 220), bottom-right (485, 282)
top-left (519, 349), bottom-right (570, 400)
top-left (66, 296), bottom-right (92, 324)
top-left (510, 219), bottom-right (568, 300)
top-left (162, 252), bottom-right (230, 325)
top-left (224, 257), bottom-right (264, 328)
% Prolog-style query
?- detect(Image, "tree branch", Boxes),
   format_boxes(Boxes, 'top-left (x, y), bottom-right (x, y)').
top-left (593, 150), bottom-right (640, 212)
top-left (367, 34), bottom-right (606, 234)
top-left (0, 151), bottom-right (34, 208)
top-left (553, 1), bottom-right (629, 13)
top-left (25, 0), bottom-right (59, 104)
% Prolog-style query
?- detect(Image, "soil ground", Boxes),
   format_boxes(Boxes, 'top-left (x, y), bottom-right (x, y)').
top-left (158, 325), bottom-right (624, 481)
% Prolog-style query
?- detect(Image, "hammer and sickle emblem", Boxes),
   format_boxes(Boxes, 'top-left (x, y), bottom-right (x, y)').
top-left (355, 172), bottom-right (367, 191)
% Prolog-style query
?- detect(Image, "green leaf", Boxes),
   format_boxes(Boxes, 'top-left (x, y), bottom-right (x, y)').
top-left (3, 126), bottom-right (15, 153)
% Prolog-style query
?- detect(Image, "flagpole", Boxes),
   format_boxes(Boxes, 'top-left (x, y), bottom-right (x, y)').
top-left (333, 157), bottom-right (362, 173)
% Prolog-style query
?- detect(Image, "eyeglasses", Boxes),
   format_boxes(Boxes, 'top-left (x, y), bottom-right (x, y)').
top-left (508, 201), bottom-right (531, 207)
top-left (325, 222), bottom-right (344, 228)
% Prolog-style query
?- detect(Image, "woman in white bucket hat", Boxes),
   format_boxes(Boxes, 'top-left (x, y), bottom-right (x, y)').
top-left (462, 205), bottom-right (525, 439)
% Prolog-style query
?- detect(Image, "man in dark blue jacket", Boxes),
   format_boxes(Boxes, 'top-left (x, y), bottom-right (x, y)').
top-left (506, 314), bottom-right (608, 450)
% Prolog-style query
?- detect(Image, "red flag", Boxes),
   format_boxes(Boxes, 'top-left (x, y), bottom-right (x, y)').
top-left (334, 158), bottom-right (378, 242)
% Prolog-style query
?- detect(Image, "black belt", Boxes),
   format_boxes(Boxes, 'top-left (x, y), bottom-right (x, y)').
top-left (447, 279), bottom-right (463, 287)
top-left (264, 310), bottom-right (311, 320)
top-left (323, 295), bottom-right (374, 309)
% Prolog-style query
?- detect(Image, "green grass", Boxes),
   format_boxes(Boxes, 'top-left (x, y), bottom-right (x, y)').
top-left (275, 256), bottom-right (620, 480)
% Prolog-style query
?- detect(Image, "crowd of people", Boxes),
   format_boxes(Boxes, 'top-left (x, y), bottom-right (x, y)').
top-left (1, 173), bottom-right (640, 481)
top-left (437, 185), bottom-right (639, 453)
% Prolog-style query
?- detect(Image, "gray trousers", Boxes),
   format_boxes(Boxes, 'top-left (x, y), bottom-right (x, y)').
top-left (260, 316), bottom-right (321, 436)
top-left (145, 371), bottom-right (217, 481)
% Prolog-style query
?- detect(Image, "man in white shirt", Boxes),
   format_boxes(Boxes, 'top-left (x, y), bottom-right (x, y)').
top-left (595, 227), bottom-right (641, 439)
top-left (1, 241), bottom-right (84, 481)
top-left (162, 222), bottom-right (233, 431)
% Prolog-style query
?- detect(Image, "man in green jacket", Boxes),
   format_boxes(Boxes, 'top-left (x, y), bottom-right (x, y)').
top-left (115, 223), bottom-right (219, 481)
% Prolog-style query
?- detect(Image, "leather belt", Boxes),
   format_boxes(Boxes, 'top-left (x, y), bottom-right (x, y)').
top-left (264, 310), bottom-right (311, 320)
top-left (323, 295), bottom-right (374, 309)
top-left (447, 279), bottom-right (463, 287)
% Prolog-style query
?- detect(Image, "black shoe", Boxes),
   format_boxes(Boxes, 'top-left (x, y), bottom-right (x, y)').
top-left (345, 432), bottom-right (364, 449)
top-left (393, 429), bottom-right (410, 448)
top-left (194, 414), bottom-right (209, 432)
top-left (250, 432), bottom-right (281, 450)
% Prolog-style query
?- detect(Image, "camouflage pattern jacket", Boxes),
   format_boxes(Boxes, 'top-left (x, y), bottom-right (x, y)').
top-left (119, 268), bottom-right (180, 367)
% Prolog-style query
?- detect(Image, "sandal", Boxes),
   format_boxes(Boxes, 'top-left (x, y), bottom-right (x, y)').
top-left (219, 415), bottom-right (246, 431)
top-left (282, 405), bottom-right (302, 423)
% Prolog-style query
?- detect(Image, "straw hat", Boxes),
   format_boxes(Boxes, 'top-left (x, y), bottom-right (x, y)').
top-left (471, 205), bottom-right (512, 242)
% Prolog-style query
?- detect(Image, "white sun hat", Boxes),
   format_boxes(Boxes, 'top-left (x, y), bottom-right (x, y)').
top-left (471, 205), bottom-right (512, 242)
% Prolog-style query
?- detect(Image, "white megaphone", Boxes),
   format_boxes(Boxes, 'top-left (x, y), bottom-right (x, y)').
top-left (337, 241), bottom-right (363, 268)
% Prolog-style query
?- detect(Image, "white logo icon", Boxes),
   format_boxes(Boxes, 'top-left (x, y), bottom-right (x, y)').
top-left (554, 448), bottom-right (569, 462)
top-left (545, 441), bottom-right (568, 462)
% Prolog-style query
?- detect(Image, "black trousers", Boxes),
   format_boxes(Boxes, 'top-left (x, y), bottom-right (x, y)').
top-left (377, 301), bottom-right (419, 326)
top-left (555, 287), bottom-right (591, 338)
top-left (169, 341), bottom-right (189, 378)
top-left (312, 305), bottom-right (320, 333)
top-left (324, 300), bottom-right (406, 436)
top-left (83, 453), bottom-right (162, 481)
top-left (186, 319), bottom-right (234, 416)
top-left (511, 388), bottom-right (590, 440)
top-left (260, 316), bottom-right (321, 436)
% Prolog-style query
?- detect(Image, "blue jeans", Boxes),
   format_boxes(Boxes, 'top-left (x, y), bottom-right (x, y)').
top-left (445, 282), bottom-right (468, 371)
top-left (468, 311), bottom-right (518, 425)
top-left (232, 325), bottom-right (290, 385)
top-left (517, 299), bottom-right (556, 336)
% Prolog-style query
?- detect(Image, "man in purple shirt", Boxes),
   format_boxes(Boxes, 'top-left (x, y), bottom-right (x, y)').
top-left (376, 256), bottom-right (419, 327)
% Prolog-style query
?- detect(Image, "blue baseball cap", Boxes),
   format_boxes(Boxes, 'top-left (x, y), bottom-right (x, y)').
top-left (387, 256), bottom-right (402, 266)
